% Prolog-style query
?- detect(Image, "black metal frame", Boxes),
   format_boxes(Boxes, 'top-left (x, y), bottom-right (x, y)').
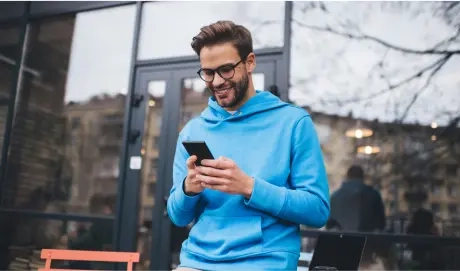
top-left (28, 1), bottom-right (136, 19)
top-left (112, 1), bottom-right (144, 255)
top-left (0, 2), bottom-right (26, 23)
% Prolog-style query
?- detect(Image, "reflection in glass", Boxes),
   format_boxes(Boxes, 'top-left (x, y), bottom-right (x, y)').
top-left (0, 23), bottom-right (20, 165)
top-left (179, 77), bottom-right (210, 131)
top-left (290, 2), bottom-right (459, 125)
top-left (345, 121), bottom-right (373, 139)
top-left (136, 80), bottom-right (166, 270)
top-left (139, 1), bottom-right (285, 59)
top-left (7, 217), bottom-right (115, 270)
top-left (0, 5), bottom-right (136, 215)
top-left (290, 3), bottom-right (460, 265)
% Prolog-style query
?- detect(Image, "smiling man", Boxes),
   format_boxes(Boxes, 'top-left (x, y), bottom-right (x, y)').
top-left (167, 20), bottom-right (330, 271)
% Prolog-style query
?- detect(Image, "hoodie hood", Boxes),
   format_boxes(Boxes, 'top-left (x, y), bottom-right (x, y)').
top-left (201, 90), bottom-right (288, 122)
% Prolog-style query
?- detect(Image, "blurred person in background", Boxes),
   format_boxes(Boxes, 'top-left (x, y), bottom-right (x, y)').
top-left (329, 165), bottom-right (386, 269)
top-left (67, 195), bottom-right (116, 270)
top-left (405, 208), bottom-right (444, 269)
top-left (330, 165), bottom-right (385, 232)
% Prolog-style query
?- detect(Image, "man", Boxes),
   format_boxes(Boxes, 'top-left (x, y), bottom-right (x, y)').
top-left (68, 195), bottom-right (116, 270)
top-left (167, 20), bottom-right (330, 270)
top-left (330, 165), bottom-right (386, 269)
top-left (330, 165), bottom-right (385, 232)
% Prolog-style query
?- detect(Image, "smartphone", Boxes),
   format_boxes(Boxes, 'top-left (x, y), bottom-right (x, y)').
top-left (182, 141), bottom-right (215, 166)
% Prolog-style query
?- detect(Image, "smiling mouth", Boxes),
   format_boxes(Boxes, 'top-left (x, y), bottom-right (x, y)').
top-left (214, 87), bottom-right (233, 94)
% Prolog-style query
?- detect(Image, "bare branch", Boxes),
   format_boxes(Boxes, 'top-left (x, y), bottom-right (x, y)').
top-left (397, 53), bottom-right (453, 122)
top-left (430, 28), bottom-right (460, 49)
top-left (323, 54), bottom-right (452, 106)
top-left (293, 19), bottom-right (460, 55)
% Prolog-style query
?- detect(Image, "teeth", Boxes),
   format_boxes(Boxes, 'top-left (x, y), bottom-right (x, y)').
top-left (216, 87), bottom-right (231, 93)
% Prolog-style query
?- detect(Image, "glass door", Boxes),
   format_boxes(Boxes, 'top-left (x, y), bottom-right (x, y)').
top-left (134, 59), bottom-right (277, 270)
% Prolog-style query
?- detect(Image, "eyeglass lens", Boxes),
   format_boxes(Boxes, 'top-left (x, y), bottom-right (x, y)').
top-left (199, 64), bottom-right (236, 82)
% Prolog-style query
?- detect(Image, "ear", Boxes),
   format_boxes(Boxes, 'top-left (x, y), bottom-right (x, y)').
top-left (245, 52), bottom-right (256, 73)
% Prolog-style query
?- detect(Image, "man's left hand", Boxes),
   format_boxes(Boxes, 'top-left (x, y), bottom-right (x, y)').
top-left (195, 156), bottom-right (254, 199)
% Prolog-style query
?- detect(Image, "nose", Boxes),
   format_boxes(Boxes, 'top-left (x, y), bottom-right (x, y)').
top-left (212, 73), bottom-right (226, 87)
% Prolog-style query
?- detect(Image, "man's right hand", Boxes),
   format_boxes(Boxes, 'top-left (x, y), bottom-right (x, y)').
top-left (183, 155), bottom-right (204, 196)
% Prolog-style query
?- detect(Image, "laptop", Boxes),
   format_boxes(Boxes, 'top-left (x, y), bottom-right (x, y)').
top-left (308, 233), bottom-right (367, 271)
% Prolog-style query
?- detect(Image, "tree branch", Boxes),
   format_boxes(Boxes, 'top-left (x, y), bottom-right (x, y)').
top-left (430, 28), bottom-right (460, 49)
top-left (293, 19), bottom-right (460, 55)
top-left (397, 53), bottom-right (453, 122)
top-left (322, 54), bottom-right (452, 106)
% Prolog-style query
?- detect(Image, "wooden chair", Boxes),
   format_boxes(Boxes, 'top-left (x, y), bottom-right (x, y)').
top-left (38, 249), bottom-right (140, 271)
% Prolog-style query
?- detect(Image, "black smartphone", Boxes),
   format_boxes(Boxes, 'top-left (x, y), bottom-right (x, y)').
top-left (182, 141), bottom-right (215, 166)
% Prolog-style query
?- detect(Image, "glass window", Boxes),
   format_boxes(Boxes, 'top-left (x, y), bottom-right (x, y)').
top-left (291, 0), bottom-right (460, 245)
top-left (138, 1), bottom-right (285, 60)
top-left (5, 217), bottom-right (115, 269)
top-left (447, 184), bottom-right (457, 197)
top-left (448, 204), bottom-right (458, 215)
top-left (0, 23), bottom-right (21, 165)
top-left (0, 5), bottom-right (136, 215)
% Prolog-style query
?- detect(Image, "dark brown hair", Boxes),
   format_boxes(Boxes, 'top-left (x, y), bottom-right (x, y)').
top-left (346, 164), bottom-right (364, 180)
top-left (191, 20), bottom-right (253, 60)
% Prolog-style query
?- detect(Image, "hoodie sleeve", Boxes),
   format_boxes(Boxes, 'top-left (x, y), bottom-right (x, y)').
top-left (167, 133), bottom-right (201, 227)
top-left (245, 115), bottom-right (330, 228)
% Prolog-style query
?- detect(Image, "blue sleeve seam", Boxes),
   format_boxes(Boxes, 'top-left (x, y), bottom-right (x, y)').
top-left (173, 196), bottom-right (196, 212)
top-left (275, 188), bottom-right (288, 217)
top-left (291, 115), bottom-right (312, 152)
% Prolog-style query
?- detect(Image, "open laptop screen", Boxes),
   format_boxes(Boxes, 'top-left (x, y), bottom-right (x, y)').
top-left (308, 233), bottom-right (367, 271)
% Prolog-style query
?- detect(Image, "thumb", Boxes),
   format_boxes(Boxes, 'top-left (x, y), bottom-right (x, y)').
top-left (186, 155), bottom-right (197, 169)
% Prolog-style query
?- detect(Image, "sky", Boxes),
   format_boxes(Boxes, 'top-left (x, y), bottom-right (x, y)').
top-left (289, 1), bottom-right (460, 127)
top-left (64, 1), bottom-right (459, 126)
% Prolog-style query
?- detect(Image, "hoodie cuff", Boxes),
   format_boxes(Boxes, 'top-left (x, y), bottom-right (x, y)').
top-left (244, 176), bottom-right (286, 215)
top-left (173, 178), bottom-right (201, 211)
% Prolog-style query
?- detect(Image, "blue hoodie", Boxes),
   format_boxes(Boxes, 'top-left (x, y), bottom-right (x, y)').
top-left (167, 90), bottom-right (330, 270)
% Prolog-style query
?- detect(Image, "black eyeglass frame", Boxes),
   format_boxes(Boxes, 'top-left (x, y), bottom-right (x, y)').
top-left (197, 59), bottom-right (244, 82)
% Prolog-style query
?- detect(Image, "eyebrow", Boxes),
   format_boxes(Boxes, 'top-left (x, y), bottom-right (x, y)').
top-left (201, 61), bottom-right (238, 70)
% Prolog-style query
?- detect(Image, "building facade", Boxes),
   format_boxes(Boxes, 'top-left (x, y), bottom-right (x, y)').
top-left (1, 1), bottom-right (459, 270)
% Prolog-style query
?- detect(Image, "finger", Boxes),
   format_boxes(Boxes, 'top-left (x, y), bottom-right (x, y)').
top-left (187, 170), bottom-right (202, 184)
top-left (189, 178), bottom-right (202, 185)
top-left (201, 159), bottom-right (233, 169)
top-left (218, 156), bottom-right (233, 162)
top-left (196, 174), bottom-right (228, 185)
top-left (196, 166), bottom-right (230, 178)
top-left (186, 155), bottom-right (197, 169)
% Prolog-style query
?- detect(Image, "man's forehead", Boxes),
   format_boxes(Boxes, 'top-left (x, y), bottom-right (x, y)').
top-left (199, 44), bottom-right (239, 69)
top-left (200, 60), bottom-right (238, 70)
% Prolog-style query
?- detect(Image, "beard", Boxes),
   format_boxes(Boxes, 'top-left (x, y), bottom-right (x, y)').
top-left (208, 73), bottom-right (249, 109)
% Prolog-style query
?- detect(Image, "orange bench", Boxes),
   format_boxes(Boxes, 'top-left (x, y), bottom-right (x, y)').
top-left (38, 249), bottom-right (140, 271)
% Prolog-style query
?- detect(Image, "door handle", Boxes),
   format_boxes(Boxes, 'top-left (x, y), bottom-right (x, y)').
top-left (163, 196), bottom-right (169, 217)
top-left (131, 93), bottom-right (144, 107)
top-left (128, 130), bottom-right (141, 143)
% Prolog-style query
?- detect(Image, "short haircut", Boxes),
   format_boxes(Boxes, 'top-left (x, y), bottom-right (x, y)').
top-left (191, 20), bottom-right (253, 60)
top-left (346, 165), bottom-right (364, 180)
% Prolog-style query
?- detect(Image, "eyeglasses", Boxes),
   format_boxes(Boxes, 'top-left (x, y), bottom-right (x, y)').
top-left (197, 59), bottom-right (243, 82)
